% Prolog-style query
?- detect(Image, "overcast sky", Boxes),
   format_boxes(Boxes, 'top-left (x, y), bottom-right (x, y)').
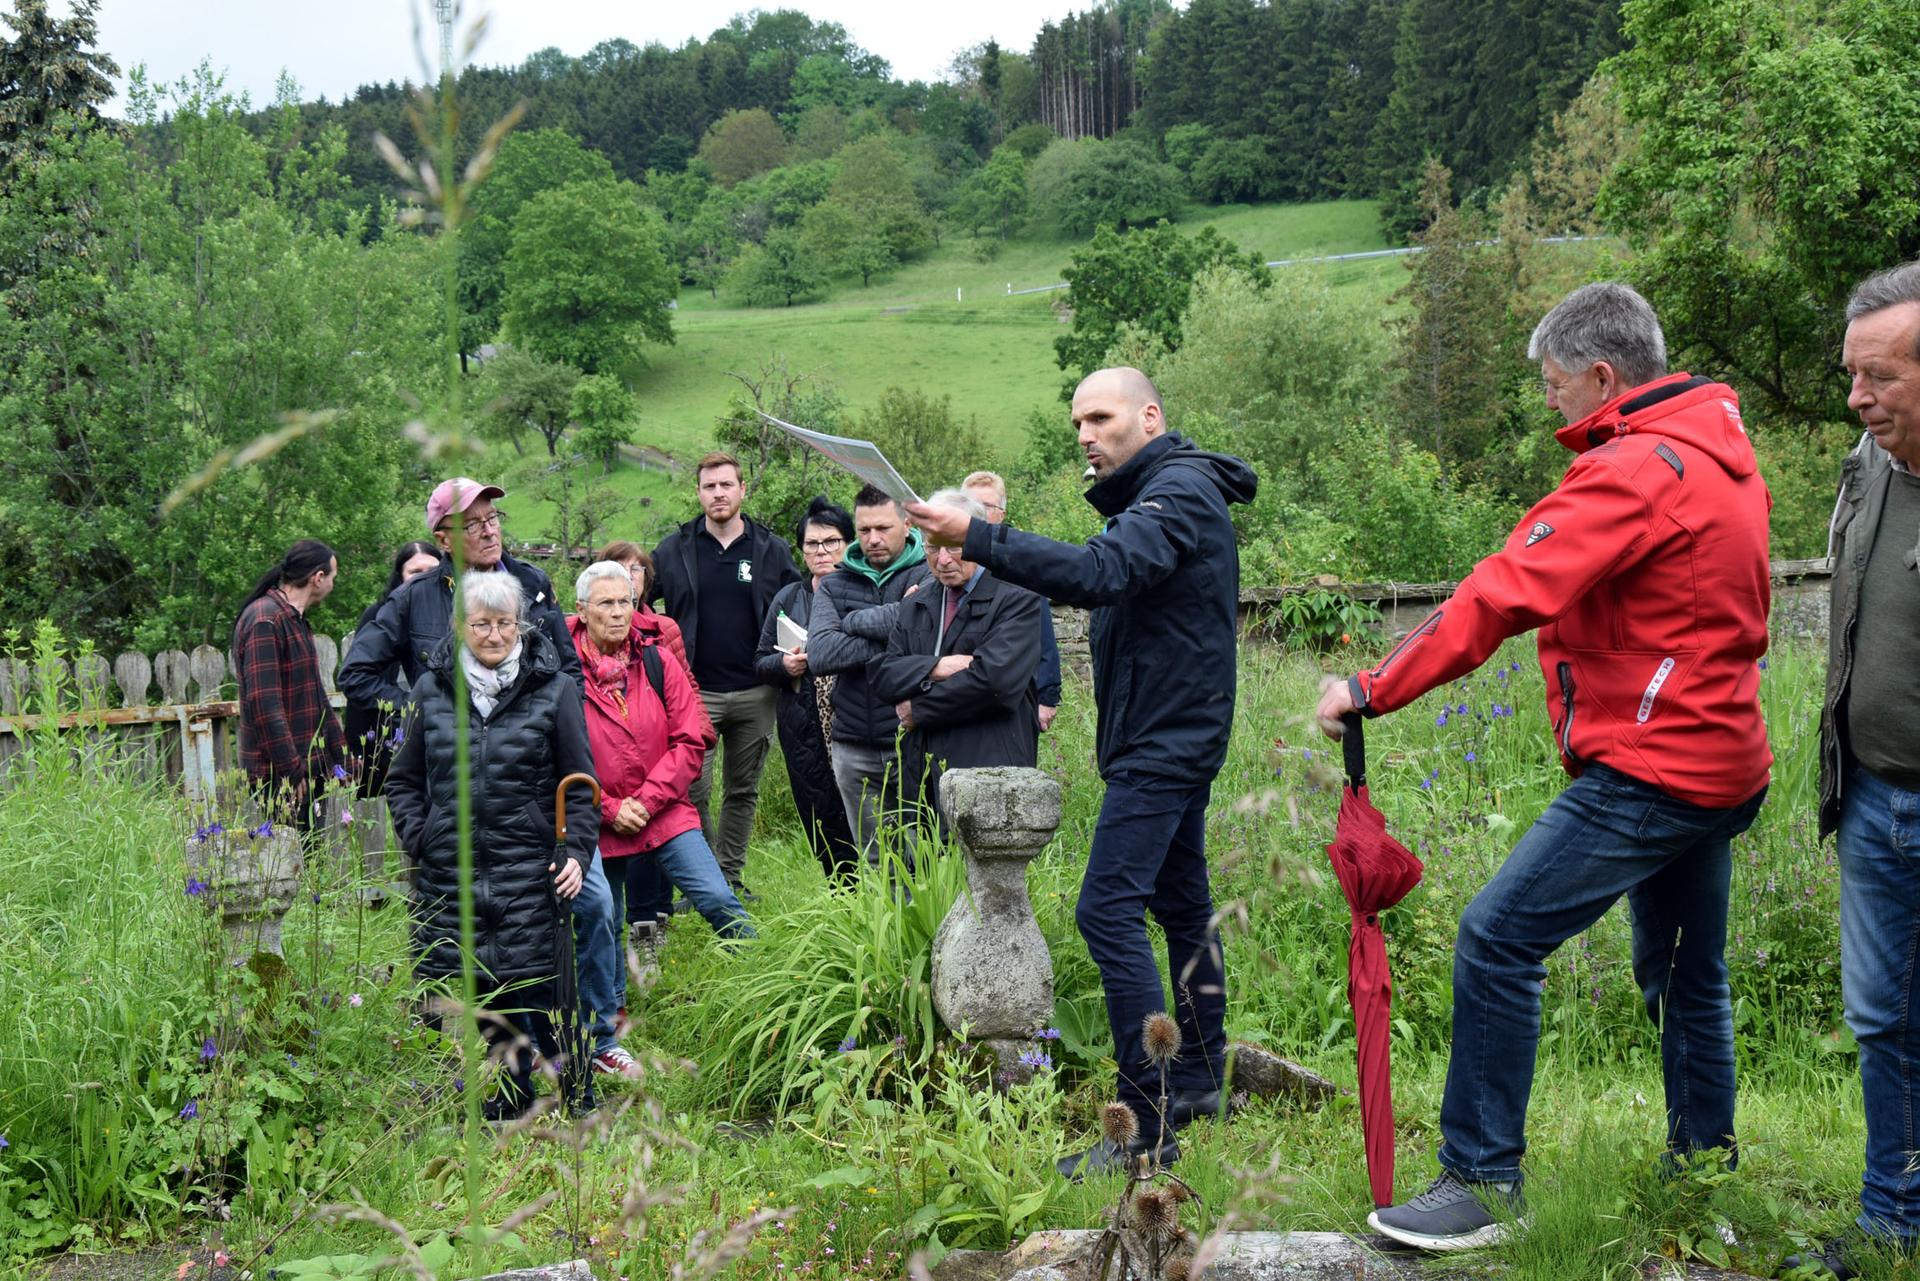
top-left (66, 1), bottom-right (1084, 116)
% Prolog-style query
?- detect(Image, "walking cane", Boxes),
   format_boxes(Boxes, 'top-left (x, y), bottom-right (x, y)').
top-left (553, 771), bottom-right (600, 1115)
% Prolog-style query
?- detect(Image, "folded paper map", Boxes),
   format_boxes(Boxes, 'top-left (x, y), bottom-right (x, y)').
top-left (755, 411), bottom-right (921, 506)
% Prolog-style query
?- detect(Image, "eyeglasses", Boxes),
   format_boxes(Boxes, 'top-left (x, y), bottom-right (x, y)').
top-left (466, 619), bottom-right (519, 636)
top-left (802, 537), bottom-right (846, 553)
top-left (458, 513), bottom-right (502, 535)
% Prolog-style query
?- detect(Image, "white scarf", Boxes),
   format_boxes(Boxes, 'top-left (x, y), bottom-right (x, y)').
top-left (461, 639), bottom-right (523, 719)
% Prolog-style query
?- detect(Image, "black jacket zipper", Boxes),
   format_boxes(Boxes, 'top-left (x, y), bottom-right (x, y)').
top-left (1557, 661), bottom-right (1583, 768)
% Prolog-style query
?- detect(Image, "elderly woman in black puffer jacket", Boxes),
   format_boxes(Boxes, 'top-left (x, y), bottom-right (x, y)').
top-left (387, 571), bottom-right (600, 1120)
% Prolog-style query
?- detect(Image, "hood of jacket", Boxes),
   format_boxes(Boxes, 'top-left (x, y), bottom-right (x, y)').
top-left (840, 527), bottom-right (927, 587)
top-left (1556, 373), bottom-right (1758, 480)
top-left (1086, 432), bottom-right (1259, 518)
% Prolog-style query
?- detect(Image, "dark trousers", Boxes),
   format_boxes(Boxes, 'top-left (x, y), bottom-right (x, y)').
top-left (1437, 764), bottom-right (1765, 1182)
top-left (623, 850), bottom-right (673, 925)
top-left (478, 979), bottom-right (592, 1118)
top-left (786, 745), bottom-right (861, 881)
top-left (1074, 774), bottom-right (1227, 1143)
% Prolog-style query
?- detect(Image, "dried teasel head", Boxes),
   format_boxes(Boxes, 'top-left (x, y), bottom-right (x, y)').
top-left (1100, 1101), bottom-right (1139, 1147)
top-left (1167, 1180), bottom-right (1193, 1204)
top-left (1131, 1187), bottom-right (1179, 1240)
top-left (1164, 1256), bottom-right (1191, 1281)
top-left (1142, 1012), bottom-right (1182, 1065)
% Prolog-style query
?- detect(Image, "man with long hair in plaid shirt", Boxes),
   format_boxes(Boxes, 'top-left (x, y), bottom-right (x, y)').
top-left (233, 539), bottom-right (348, 828)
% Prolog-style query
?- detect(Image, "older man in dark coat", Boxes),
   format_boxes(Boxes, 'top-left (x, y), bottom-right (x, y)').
top-left (872, 488), bottom-right (1044, 818)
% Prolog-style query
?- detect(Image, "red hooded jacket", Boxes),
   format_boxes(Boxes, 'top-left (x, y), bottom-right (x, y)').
top-left (1351, 373), bottom-right (1773, 809)
top-left (567, 614), bottom-right (714, 857)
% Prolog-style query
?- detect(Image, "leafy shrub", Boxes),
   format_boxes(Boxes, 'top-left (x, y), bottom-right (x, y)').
top-left (1028, 138), bottom-right (1182, 238)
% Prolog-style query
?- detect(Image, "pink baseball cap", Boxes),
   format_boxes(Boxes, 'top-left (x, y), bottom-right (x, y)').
top-left (426, 477), bottom-right (506, 532)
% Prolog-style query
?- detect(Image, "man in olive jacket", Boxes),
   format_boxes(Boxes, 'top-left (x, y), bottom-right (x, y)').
top-left (1793, 260), bottom-right (1920, 1280)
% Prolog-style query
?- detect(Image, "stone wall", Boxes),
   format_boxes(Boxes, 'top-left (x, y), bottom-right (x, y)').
top-left (1048, 557), bottom-right (1834, 674)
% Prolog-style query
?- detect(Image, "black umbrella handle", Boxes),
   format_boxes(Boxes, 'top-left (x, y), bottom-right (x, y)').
top-left (1342, 713), bottom-right (1366, 790)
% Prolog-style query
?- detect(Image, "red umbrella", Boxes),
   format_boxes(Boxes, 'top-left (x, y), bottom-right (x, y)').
top-left (1326, 714), bottom-right (1424, 1208)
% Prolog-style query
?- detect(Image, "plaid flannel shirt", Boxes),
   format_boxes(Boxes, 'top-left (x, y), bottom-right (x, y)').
top-left (235, 590), bottom-right (346, 784)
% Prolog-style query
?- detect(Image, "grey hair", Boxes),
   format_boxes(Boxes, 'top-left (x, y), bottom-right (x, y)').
top-left (962, 470), bottom-right (1007, 504)
top-left (461, 571), bottom-right (526, 621)
top-left (1528, 282), bottom-right (1668, 389)
top-left (923, 486), bottom-right (988, 523)
top-left (1846, 261), bottom-right (1920, 355)
top-left (575, 560), bottom-right (637, 604)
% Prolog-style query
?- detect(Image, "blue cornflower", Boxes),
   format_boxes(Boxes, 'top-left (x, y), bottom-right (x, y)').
top-left (1464, 750), bottom-right (1477, 763)
top-left (1037, 1027), bottom-right (1062, 1040)
top-left (837, 1036), bottom-right (858, 1053)
top-left (185, 877), bottom-right (208, 897)
top-left (200, 1037), bottom-right (217, 1061)
top-left (1018, 1050), bottom-right (1053, 1072)
top-left (1456, 703), bottom-right (1468, 714)
top-left (179, 1100), bottom-right (199, 1120)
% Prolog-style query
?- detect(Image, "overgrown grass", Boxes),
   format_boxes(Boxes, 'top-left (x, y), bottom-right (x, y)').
top-left (0, 630), bottom-right (1887, 1278)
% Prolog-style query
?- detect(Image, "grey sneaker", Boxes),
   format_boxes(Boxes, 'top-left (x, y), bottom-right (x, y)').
top-left (1367, 1170), bottom-right (1527, 1251)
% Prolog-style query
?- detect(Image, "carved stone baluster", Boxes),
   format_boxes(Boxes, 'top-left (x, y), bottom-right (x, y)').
top-left (930, 767), bottom-right (1063, 1078)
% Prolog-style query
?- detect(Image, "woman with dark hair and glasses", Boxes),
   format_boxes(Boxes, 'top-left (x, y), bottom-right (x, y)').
top-left (755, 496), bottom-right (861, 880)
top-left (344, 540), bottom-right (441, 796)
top-left (232, 538), bottom-right (347, 829)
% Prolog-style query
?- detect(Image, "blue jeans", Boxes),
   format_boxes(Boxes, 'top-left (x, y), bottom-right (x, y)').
top-left (1438, 764), bottom-right (1765, 1183)
top-left (571, 847), bottom-right (622, 1054)
top-left (1075, 774), bottom-right (1227, 1144)
top-left (1838, 765), bottom-right (1920, 1246)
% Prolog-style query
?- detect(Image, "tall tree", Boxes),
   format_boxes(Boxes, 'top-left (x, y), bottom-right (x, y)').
top-left (0, 0), bottom-right (118, 172)
top-left (458, 129), bottom-right (615, 360)
top-left (502, 178), bottom-right (678, 375)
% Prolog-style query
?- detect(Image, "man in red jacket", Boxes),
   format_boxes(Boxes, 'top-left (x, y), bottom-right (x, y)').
top-left (1316, 282), bottom-right (1773, 1251)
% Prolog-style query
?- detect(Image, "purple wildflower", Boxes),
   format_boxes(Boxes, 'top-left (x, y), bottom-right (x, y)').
top-left (340, 809), bottom-right (354, 826)
top-left (1302, 748), bottom-right (1313, 761)
top-left (250, 821), bottom-right (273, 839)
top-left (349, 992), bottom-right (363, 1008)
top-left (331, 764), bottom-right (348, 782)
top-left (1419, 777), bottom-right (1433, 791)
top-left (1037, 1027), bottom-right (1061, 1040)
top-left (1757, 658), bottom-right (1769, 671)
top-left (386, 727), bottom-right (406, 749)
top-left (0, 1134), bottom-right (9, 1149)
top-left (1436, 711), bottom-right (1449, 727)
top-left (453, 1077), bottom-right (464, 1092)
top-left (179, 1100), bottom-right (199, 1120)
top-left (185, 877), bottom-right (208, 897)
top-left (837, 1036), bottom-right (858, 1053)
top-left (1464, 750), bottom-right (1477, 763)
top-left (1456, 702), bottom-right (1468, 714)
top-left (200, 1037), bottom-right (217, 1061)
top-left (1018, 1049), bottom-right (1052, 1072)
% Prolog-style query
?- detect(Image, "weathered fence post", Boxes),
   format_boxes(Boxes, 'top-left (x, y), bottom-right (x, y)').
top-left (930, 767), bottom-right (1062, 1079)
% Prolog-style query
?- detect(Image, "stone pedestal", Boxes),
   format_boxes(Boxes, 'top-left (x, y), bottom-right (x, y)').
top-left (183, 824), bottom-right (304, 960)
top-left (931, 768), bottom-right (1062, 1075)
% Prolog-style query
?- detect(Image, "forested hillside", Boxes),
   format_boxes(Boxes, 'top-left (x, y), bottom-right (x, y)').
top-left (212, 1), bottom-right (1621, 238)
